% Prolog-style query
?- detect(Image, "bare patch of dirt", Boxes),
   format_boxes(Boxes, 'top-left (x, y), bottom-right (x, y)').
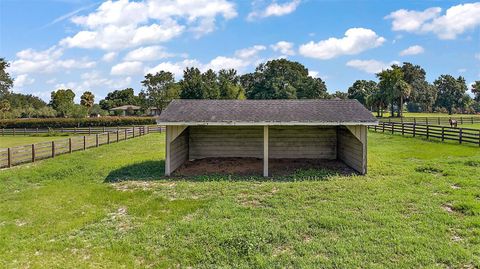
top-left (451, 184), bottom-right (461, 190)
top-left (442, 204), bottom-right (454, 213)
top-left (174, 157), bottom-right (356, 177)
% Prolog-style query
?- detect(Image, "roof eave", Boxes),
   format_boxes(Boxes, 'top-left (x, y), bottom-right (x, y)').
top-left (156, 121), bottom-right (379, 126)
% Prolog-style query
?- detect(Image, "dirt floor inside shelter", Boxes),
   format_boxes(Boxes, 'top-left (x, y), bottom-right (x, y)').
top-left (173, 157), bottom-right (356, 177)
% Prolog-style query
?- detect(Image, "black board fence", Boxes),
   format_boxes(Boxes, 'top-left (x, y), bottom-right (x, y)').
top-left (369, 122), bottom-right (480, 146)
top-left (379, 116), bottom-right (480, 125)
top-left (0, 126), bottom-right (154, 169)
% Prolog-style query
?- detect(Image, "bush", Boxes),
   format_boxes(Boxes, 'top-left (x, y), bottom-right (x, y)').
top-left (0, 116), bottom-right (156, 128)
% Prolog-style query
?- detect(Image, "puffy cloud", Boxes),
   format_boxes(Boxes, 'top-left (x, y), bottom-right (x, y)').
top-left (385, 3), bottom-right (480, 39)
top-left (124, 46), bottom-right (174, 61)
top-left (110, 61), bottom-right (144, 75)
top-left (270, 41), bottom-right (295, 56)
top-left (248, 0), bottom-right (301, 20)
top-left (399, 45), bottom-right (425, 56)
top-left (346, 59), bottom-right (398, 74)
top-left (62, 0), bottom-right (237, 50)
top-left (147, 59), bottom-right (202, 77)
top-left (102, 52), bottom-right (117, 62)
top-left (14, 74), bottom-right (35, 88)
top-left (8, 46), bottom-right (95, 74)
top-left (299, 28), bottom-right (385, 60)
top-left (235, 45), bottom-right (266, 58)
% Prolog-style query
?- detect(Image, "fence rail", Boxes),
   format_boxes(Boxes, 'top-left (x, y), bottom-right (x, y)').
top-left (0, 126), bottom-right (155, 169)
top-left (369, 122), bottom-right (480, 146)
top-left (0, 125), bottom-right (162, 136)
top-left (379, 116), bottom-right (480, 125)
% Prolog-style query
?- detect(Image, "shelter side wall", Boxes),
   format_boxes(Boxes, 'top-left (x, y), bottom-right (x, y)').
top-left (170, 128), bottom-right (189, 172)
top-left (337, 126), bottom-right (366, 174)
top-left (269, 126), bottom-right (337, 159)
top-left (189, 126), bottom-right (263, 159)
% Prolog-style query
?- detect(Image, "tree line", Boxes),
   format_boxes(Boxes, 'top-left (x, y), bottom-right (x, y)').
top-left (1, 57), bottom-right (480, 119)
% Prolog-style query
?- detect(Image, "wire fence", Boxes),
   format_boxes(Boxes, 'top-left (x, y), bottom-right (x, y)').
top-left (0, 126), bottom-right (158, 169)
top-left (369, 122), bottom-right (480, 146)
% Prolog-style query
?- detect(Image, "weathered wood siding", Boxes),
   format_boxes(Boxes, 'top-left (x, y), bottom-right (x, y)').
top-left (269, 126), bottom-right (337, 159)
top-left (337, 126), bottom-right (366, 174)
top-left (189, 126), bottom-right (263, 159)
top-left (170, 128), bottom-right (189, 173)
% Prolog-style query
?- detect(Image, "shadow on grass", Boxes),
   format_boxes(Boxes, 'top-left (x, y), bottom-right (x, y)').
top-left (104, 160), bottom-right (349, 183)
top-left (104, 160), bottom-right (165, 182)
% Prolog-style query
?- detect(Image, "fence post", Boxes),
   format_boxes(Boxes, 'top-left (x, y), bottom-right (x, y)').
top-left (401, 123), bottom-right (405, 135)
top-left (74, 127), bottom-right (77, 134)
top-left (426, 125), bottom-right (429, 139)
top-left (459, 128), bottom-right (462, 144)
top-left (96, 134), bottom-right (99, 147)
top-left (413, 124), bottom-right (416, 137)
top-left (125, 129), bottom-right (127, 140)
top-left (107, 132), bottom-right (110, 144)
top-left (24, 128), bottom-right (26, 136)
top-left (103, 127), bottom-right (106, 133)
top-left (83, 136), bottom-right (86, 150)
top-left (69, 138), bottom-right (72, 153)
top-left (7, 148), bottom-right (12, 168)
top-left (1, 128), bottom-right (3, 136)
top-left (116, 131), bottom-right (119, 142)
top-left (36, 128), bottom-right (39, 135)
top-left (382, 123), bottom-right (385, 133)
top-left (32, 144), bottom-right (35, 162)
top-left (460, 117), bottom-right (463, 125)
top-left (441, 127), bottom-right (445, 141)
top-left (13, 128), bottom-right (15, 136)
top-left (426, 118), bottom-right (429, 125)
top-left (437, 118), bottom-right (440, 125)
top-left (391, 123), bottom-right (394, 134)
top-left (89, 127), bottom-right (91, 135)
top-left (52, 141), bottom-right (55, 158)
top-left (133, 127), bottom-right (135, 138)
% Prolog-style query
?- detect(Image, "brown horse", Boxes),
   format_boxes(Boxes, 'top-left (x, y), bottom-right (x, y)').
top-left (449, 118), bottom-right (458, 128)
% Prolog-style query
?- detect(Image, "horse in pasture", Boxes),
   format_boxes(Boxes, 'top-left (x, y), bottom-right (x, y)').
top-left (449, 118), bottom-right (458, 128)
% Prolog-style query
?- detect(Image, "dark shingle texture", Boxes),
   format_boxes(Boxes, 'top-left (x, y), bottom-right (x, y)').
top-left (158, 99), bottom-right (377, 124)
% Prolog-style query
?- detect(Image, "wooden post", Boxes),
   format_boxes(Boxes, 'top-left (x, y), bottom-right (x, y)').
top-left (165, 126), bottom-right (171, 176)
top-left (441, 127), bottom-right (445, 141)
top-left (83, 136), bottom-right (86, 150)
top-left (69, 138), bottom-right (72, 153)
top-left (391, 123), bottom-right (394, 134)
top-left (133, 127), bottom-right (135, 138)
top-left (24, 128), bottom-right (26, 136)
top-left (426, 117), bottom-right (429, 125)
top-left (107, 132), bottom-right (110, 144)
top-left (32, 144), bottom-right (35, 162)
top-left (263, 125), bottom-right (269, 177)
top-left (413, 124), bottom-right (416, 137)
top-left (96, 134), bottom-right (99, 147)
top-left (13, 128), bottom-right (15, 136)
top-left (36, 128), bottom-right (39, 135)
top-left (103, 127), bottom-right (106, 133)
top-left (125, 129), bottom-right (128, 140)
top-left (401, 123), bottom-right (404, 136)
top-left (460, 117), bottom-right (463, 125)
top-left (426, 125), bottom-right (429, 139)
top-left (116, 131), bottom-right (119, 142)
top-left (51, 141), bottom-right (55, 158)
top-left (382, 123), bottom-right (385, 133)
top-left (7, 148), bottom-right (12, 168)
top-left (437, 118), bottom-right (440, 125)
top-left (89, 127), bottom-right (92, 135)
top-left (459, 128), bottom-right (462, 144)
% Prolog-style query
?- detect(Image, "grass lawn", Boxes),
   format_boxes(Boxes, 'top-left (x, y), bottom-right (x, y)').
top-left (0, 135), bottom-right (76, 148)
top-left (0, 133), bottom-right (479, 268)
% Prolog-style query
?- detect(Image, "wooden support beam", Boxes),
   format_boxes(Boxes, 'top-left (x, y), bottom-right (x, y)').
top-left (263, 125), bottom-right (269, 177)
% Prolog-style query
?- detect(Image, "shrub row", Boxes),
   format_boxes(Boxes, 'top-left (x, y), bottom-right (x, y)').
top-left (0, 117), bottom-right (156, 128)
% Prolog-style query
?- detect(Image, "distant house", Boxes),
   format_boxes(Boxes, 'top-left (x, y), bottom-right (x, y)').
top-left (157, 99), bottom-right (378, 177)
top-left (147, 107), bottom-right (162, 116)
top-left (110, 105), bottom-right (141, 116)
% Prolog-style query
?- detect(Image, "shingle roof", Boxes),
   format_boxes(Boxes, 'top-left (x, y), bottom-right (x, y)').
top-left (157, 99), bottom-right (377, 125)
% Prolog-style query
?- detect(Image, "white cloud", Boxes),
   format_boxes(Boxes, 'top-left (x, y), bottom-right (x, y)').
top-left (299, 28), bottom-right (385, 60)
top-left (102, 52), bottom-right (117, 62)
top-left (235, 45), bottom-right (266, 58)
top-left (399, 45), bottom-right (425, 56)
top-left (110, 61), bottom-right (144, 75)
top-left (308, 70), bottom-right (319, 78)
top-left (346, 59), bottom-right (399, 74)
top-left (385, 3), bottom-right (480, 39)
top-left (61, 0), bottom-right (237, 50)
top-left (8, 46), bottom-right (96, 74)
top-left (271, 41), bottom-right (295, 56)
top-left (248, 0), bottom-right (301, 20)
top-left (14, 74), bottom-right (35, 88)
top-left (147, 59), bottom-right (202, 78)
top-left (124, 46), bottom-right (174, 61)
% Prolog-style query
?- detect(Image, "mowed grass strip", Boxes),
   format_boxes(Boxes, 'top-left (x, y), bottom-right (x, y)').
top-left (0, 133), bottom-right (479, 268)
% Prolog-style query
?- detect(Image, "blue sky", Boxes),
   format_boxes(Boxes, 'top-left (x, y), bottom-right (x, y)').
top-left (1, 0), bottom-right (479, 102)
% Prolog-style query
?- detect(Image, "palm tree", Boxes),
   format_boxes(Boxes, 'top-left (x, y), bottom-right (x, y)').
top-left (394, 80), bottom-right (412, 117)
top-left (80, 91), bottom-right (95, 114)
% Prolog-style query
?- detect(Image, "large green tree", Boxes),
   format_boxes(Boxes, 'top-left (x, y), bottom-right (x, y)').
top-left (376, 65), bottom-right (404, 117)
top-left (0, 58), bottom-right (14, 98)
top-left (180, 67), bottom-right (204, 99)
top-left (434, 75), bottom-right (467, 114)
top-left (241, 59), bottom-right (328, 99)
top-left (472, 81), bottom-right (480, 102)
top-left (201, 69), bottom-right (221, 99)
top-left (347, 80), bottom-right (377, 106)
top-left (393, 80), bottom-right (412, 117)
top-left (99, 88), bottom-right (138, 110)
top-left (218, 69), bottom-right (245, 99)
top-left (50, 89), bottom-right (75, 117)
top-left (142, 71), bottom-right (180, 113)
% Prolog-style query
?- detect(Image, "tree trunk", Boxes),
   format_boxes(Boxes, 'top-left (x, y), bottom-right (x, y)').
top-left (399, 96), bottom-right (403, 117)
top-left (390, 101), bottom-right (395, 117)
